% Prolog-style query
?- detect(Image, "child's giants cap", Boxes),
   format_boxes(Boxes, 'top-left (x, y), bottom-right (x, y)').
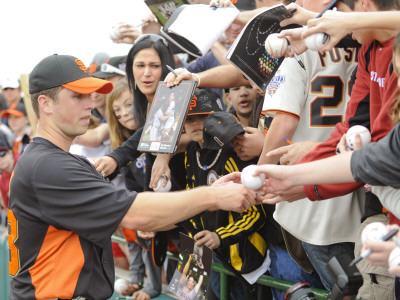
top-left (2, 102), bottom-right (27, 118)
top-left (187, 89), bottom-right (223, 116)
top-left (29, 54), bottom-right (113, 94)
top-left (202, 111), bottom-right (245, 149)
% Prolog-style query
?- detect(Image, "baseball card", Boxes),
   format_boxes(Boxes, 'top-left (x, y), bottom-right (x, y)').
top-left (144, 0), bottom-right (188, 26)
top-left (167, 233), bottom-right (212, 300)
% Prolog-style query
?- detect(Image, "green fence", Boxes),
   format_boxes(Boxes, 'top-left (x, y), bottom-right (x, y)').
top-left (0, 230), bottom-right (329, 300)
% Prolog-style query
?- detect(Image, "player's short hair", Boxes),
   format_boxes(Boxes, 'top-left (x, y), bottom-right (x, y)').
top-left (30, 86), bottom-right (62, 119)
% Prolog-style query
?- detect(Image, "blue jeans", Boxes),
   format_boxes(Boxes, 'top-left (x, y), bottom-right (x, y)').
top-left (302, 241), bottom-right (355, 291)
top-left (268, 244), bottom-right (324, 300)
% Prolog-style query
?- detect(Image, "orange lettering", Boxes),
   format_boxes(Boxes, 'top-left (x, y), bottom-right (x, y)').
top-left (8, 209), bottom-right (21, 277)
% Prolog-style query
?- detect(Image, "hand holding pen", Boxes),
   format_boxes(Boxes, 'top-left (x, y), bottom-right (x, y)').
top-left (351, 228), bottom-right (399, 266)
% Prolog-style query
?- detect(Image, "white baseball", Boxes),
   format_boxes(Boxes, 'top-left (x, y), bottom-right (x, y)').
top-left (110, 26), bottom-right (122, 40)
top-left (361, 222), bottom-right (388, 245)
top-left (265, 33), bottom-right (288, 58)
top-left (346, 125), bottom-right (371, 150)
top-left (114, 278), bottom-right (129, 293)
top-left (241, 165), bottom-right (265, 190)
top-left (389, 247), bottom-right (400, 269)
top-left (304, 33), bottom-right (328, 51)
top-left (154, 178), bottom-right (172, 192)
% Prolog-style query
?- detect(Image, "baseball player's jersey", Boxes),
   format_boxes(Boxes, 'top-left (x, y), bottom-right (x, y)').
top-left (8, 137), bottom-right (135, 300)
top-left (262, 48), bottom-right (365, 245)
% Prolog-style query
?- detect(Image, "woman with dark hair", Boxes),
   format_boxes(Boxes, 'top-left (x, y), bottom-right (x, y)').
top-left (94, 34), bottom-right (185, 290)
top-left (94, 34), bottom-right (184, 190)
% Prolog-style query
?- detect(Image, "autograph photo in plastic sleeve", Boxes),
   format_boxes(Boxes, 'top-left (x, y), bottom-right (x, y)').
top-left (167, 233), bottom-right (212, 300)
top-left (138, 80), bottom-right (196, 153)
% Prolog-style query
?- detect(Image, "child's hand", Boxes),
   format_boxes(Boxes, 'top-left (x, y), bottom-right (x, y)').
top-left (194, 230), bottom-right (220, 249)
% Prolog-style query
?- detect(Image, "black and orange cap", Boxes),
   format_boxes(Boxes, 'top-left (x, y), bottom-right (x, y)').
top-left (187, 89), bottom-right (223, 116)
top-left (2, 102), bottom-right (27, 118)
top-left (29, 54), bottom-right (113, 95)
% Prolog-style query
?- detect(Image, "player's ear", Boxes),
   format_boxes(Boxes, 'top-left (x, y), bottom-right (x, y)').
top-left (38, 95), bottom-right (53, 115)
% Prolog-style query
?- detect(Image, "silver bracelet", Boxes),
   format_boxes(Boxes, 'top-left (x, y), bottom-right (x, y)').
top-left (192, 73), bottom-right (201, 87)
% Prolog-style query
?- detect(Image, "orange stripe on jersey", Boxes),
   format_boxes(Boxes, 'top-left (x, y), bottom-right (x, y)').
top-left (29, 225), bottom-right (84, 299)
top-left (263, 109), bottom-right (300, 119)
top-left (121, 228), bottom-right (138, 243)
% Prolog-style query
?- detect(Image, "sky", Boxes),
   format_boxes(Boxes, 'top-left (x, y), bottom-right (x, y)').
top-left (0, 0), bottom-right (151, 84)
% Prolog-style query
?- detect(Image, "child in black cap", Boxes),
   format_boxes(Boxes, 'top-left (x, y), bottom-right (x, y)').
top-left (180, 88), bottom-right (268, 300)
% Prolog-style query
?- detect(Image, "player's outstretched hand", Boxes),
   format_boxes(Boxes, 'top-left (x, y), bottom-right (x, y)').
top-left (280, 3), bottom-right (318, 27)
top-left (213, 172), bottom-right (242, 185)
top-left (302, 10), bottom-right (350, 52)
top-left (194, 230), bottom-right (221, 249)
top-left (94, 156), bottom-right (118, 177)
top-left (211, 180), bottom-right (256, 213)
top-left (164, 68), bottom-right (199, 88)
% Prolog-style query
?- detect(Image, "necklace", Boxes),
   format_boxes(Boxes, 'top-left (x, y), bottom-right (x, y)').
top-left (196, 149), bottom-right (222, 171)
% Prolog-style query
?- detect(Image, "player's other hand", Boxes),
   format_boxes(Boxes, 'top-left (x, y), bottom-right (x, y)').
top-left (94, 156), bottom-right (118, 176)
top-left (194, 230), bottom-right (220, 249)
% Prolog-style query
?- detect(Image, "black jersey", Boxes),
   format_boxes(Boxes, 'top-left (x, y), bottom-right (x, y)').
top-left (8, 138), bottom-right (135, 300)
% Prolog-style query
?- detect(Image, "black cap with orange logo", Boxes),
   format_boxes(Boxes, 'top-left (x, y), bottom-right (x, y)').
top-left (29, 54), bottom-right (113, 95)
top-left (187, 89), bottom-right (223, 116)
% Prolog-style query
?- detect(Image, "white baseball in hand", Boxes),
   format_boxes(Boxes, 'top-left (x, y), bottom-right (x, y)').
top-left (361, 222), bottom-right (388, 245)
top-left (241, 165), bottom-right (265, 190)
top-left (346, 125), bottom-right (371, 150)
top-left (114, 278), bottom-right (129, 293)
top-left (110, 26), bottom-right (122, 40)
top-left (389, 247), bottom-right (400, 269)
top-left (265, 33), bottom-right (288, 58)
top-left (154, 178), bottom-right (172, 192)
top-left (304, 33), bottom-right (328, 51)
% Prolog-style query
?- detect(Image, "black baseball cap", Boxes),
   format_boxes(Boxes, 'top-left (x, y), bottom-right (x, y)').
top-left (2, 102), bottom-right (26, 118)
top-left (202, 111), bottom-right (245, 149)
top-left (91, 56), bottom-right (127, 79)
top-left (0, 136), bottom-right (11, 157)
top-left (29, 54), bottom-right (113, 94)
top-left (187, 89), bottom-right (223, 116)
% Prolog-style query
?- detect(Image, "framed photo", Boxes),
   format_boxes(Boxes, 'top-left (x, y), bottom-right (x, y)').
top-left (144, 0), bottom-right (188, 27)
top-left (138, 80), bottom-right (197, 154)
top-left (167, 233), bottom-right (212, 300)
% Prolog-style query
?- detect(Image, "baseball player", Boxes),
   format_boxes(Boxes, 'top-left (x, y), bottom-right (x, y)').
top-left (7, 54), bottom-right (257, 300)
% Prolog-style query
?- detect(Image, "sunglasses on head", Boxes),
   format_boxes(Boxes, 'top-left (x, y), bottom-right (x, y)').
top-left (134, 34), bottom-right (168, 47)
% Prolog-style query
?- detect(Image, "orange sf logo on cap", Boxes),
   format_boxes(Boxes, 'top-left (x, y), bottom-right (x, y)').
top-left (189, 94), bottom-right (198, 111)
top-left (75, 59), bottom-right (88, 74)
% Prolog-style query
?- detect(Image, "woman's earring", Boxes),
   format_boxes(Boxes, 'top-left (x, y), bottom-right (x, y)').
top-left (134, 82), bottom-right (137, 89)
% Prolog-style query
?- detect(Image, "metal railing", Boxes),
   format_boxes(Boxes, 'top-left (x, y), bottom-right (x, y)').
top-left (111, 235), bottom-right (330, 300)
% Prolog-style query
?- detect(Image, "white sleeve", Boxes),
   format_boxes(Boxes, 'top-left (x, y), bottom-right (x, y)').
top-left (371, 186), bottom-right (400, 219)
top-left (262, 57), bottom-right (307, 118)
